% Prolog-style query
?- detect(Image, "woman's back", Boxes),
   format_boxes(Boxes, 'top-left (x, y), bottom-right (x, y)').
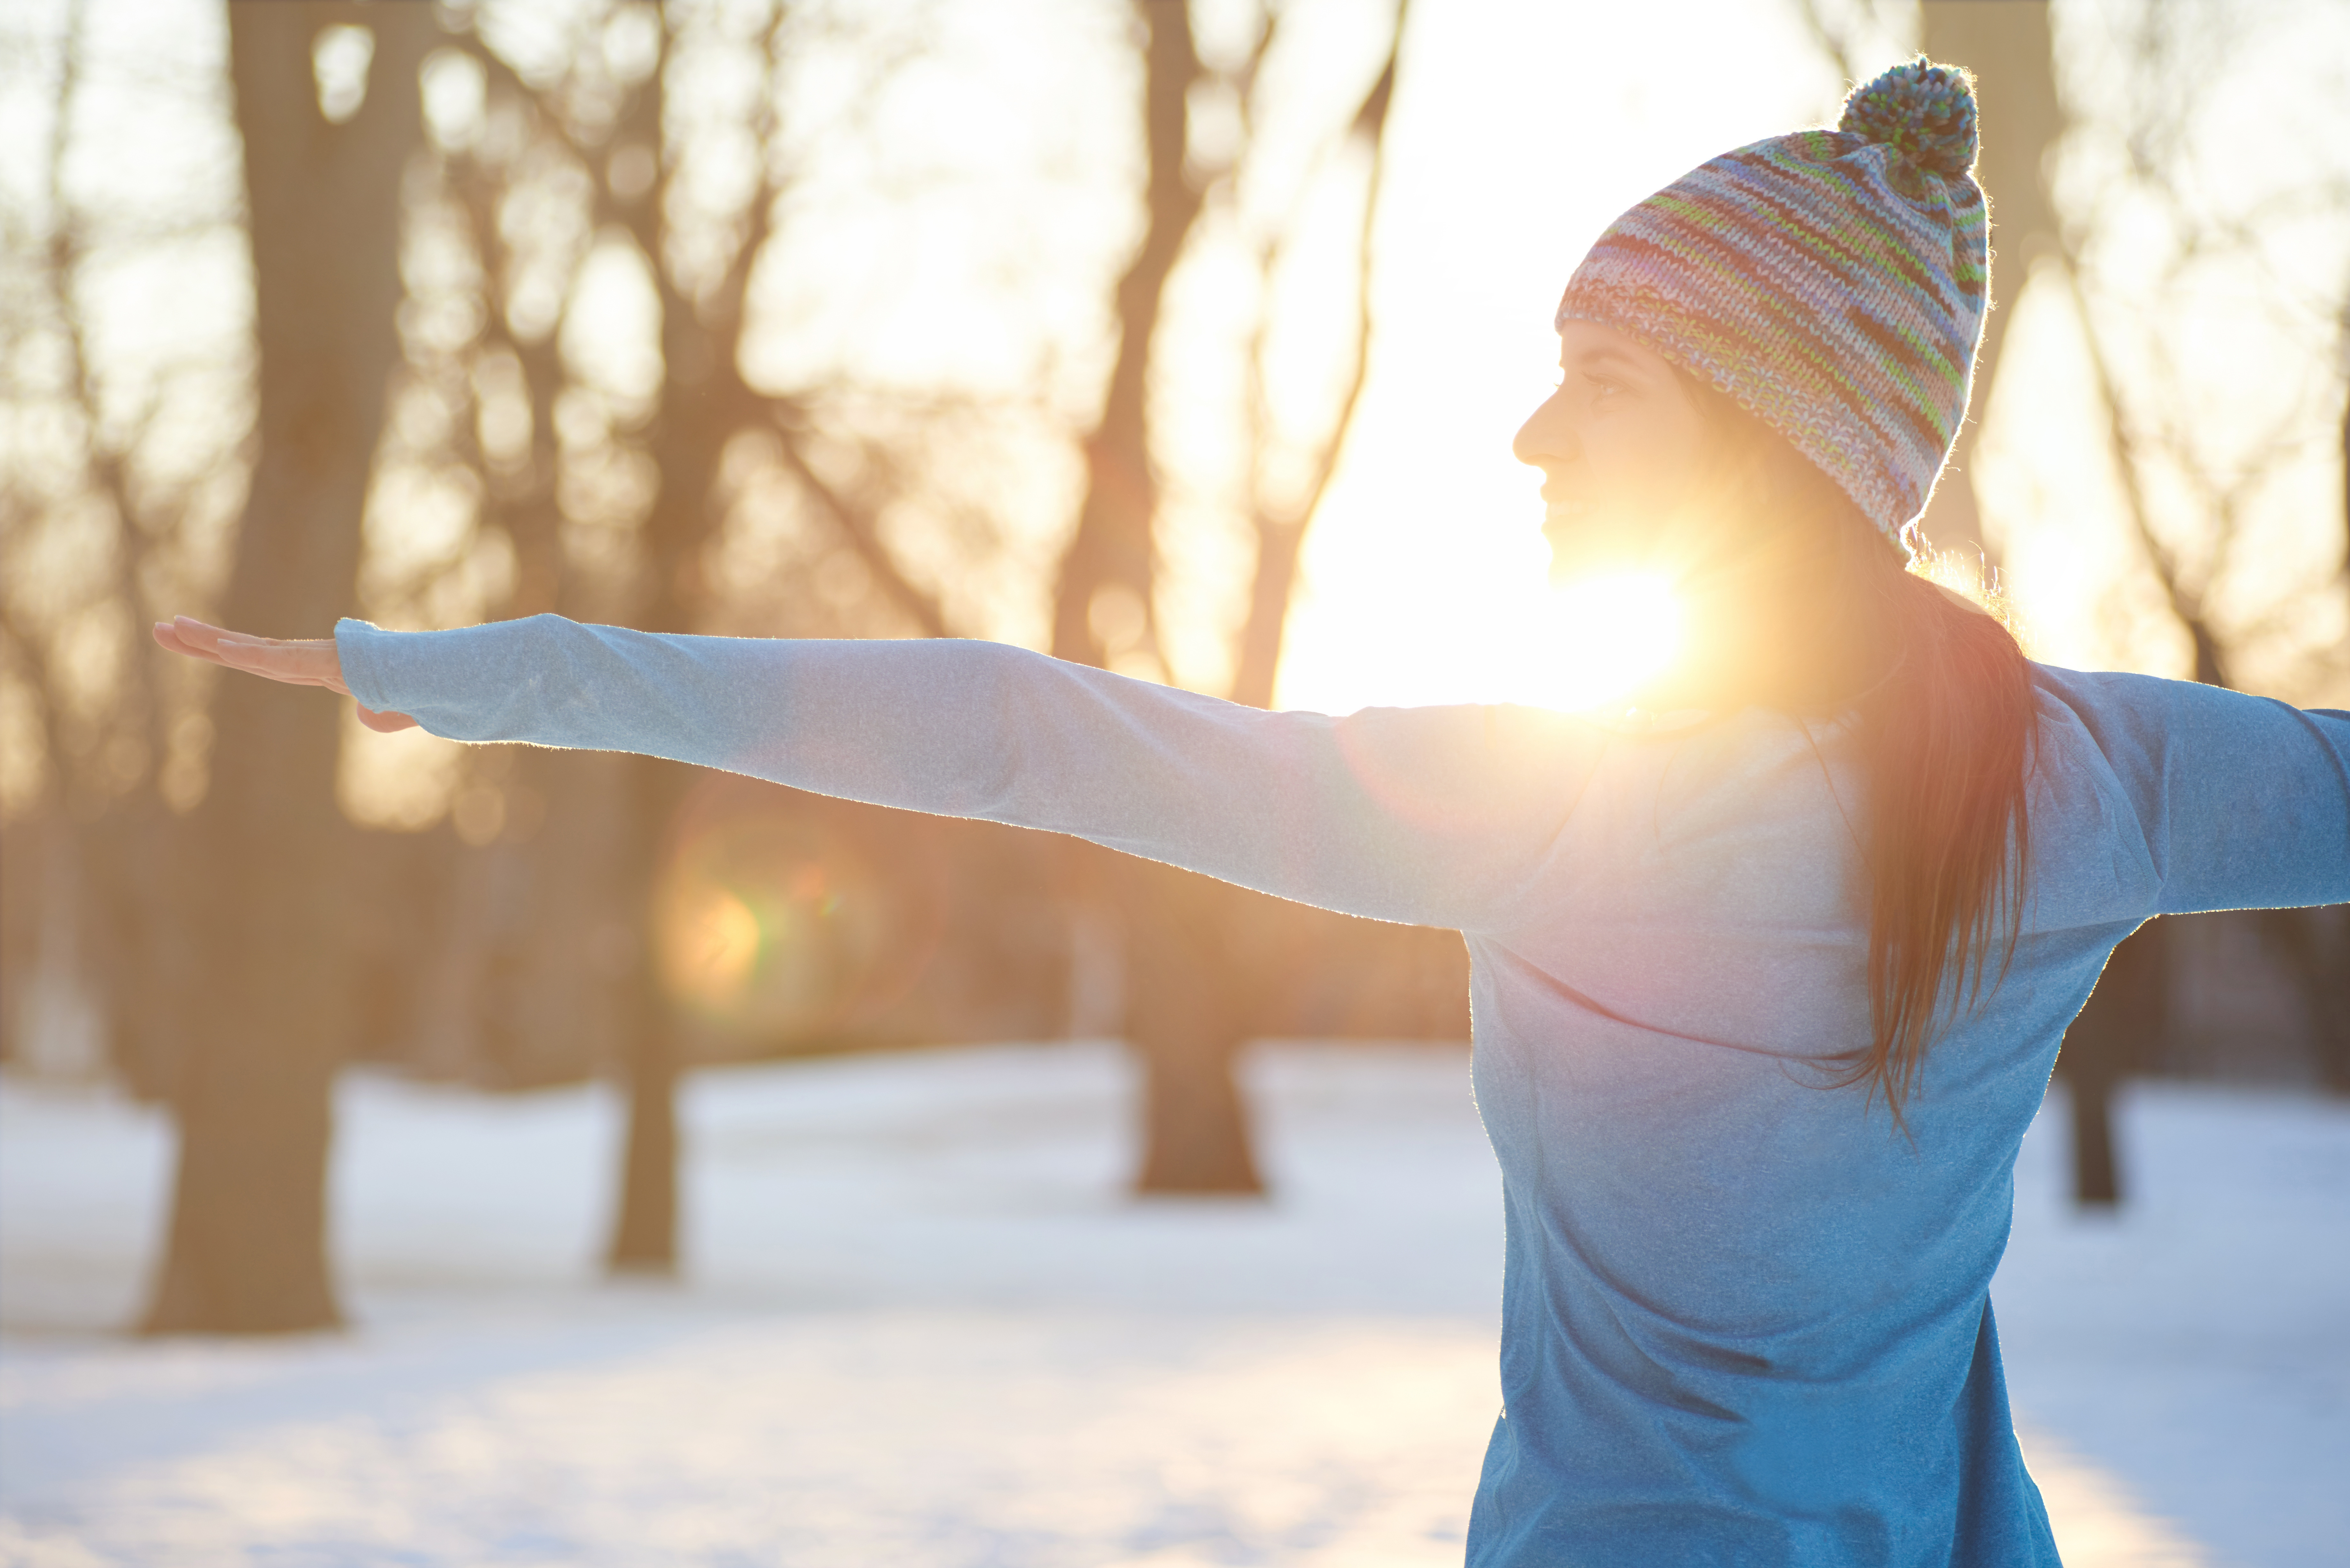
top-left (1461, 664), bottom-right (2345, 1563)
top-left (1463, 672), bottom-right (2124, 1561)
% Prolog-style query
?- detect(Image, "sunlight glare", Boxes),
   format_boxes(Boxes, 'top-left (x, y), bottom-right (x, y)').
top-left (1520, 571), bottom-right (1684, 711)
top-left (1303, 563), bottom-right (1685, 715)
top-left (663, 886), bottom-right (763, 1011)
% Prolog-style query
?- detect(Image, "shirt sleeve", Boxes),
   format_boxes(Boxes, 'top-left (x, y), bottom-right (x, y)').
top-left (337, 614), bottom-right (1605, 932)
top-left (2033, 665), bottom-right (2350, 916)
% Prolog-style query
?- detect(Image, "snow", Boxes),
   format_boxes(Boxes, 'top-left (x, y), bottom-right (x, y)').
top-left (1997, 1084), bottom-right (2350, 1566)
top-left (3, 1044), bottom-right (2345, 1566)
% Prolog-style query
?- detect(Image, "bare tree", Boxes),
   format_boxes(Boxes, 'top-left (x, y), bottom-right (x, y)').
top-left (142, 0), bottom-right (436, 1333)
top-left (1049, 0), bottom-right (1207, 675)
top-left (1909, 1), bottom-right (2125, 1204)
top-left (1, 0), bottom-right (207, 1098)
top-left (1222, 2), bottom-right (1405, 711)
top-left (362, 0), bottom-right (989, 1272)
top-left (1055, 0), bottom-right (1411, 1194)
top-left (2053, 0), bottom-right (2349, 696)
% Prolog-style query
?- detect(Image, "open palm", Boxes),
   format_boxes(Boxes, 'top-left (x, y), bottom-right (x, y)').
top-left (153, 617), bottom-right (418, 733)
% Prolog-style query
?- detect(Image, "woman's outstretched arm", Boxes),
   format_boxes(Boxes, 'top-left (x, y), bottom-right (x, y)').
top-left (2035, 666), bottom-right (2350, 915)
top-left (161, 613), bottom-right (1603, 932)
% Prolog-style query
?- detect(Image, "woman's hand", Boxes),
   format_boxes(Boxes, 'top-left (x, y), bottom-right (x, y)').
top-left (153, 617), bottom-right (419, 733)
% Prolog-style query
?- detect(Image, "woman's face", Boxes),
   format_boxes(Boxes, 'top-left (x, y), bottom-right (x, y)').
top-left (1513, 320), bottom-right (1711, 573)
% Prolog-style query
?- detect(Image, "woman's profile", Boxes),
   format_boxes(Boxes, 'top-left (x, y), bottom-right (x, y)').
top-left (158, 59), bottom-right (2348, 1567)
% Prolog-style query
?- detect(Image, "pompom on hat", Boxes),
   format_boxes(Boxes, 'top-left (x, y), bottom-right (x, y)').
top-left (1555, 58), bottom-right (1990, 550)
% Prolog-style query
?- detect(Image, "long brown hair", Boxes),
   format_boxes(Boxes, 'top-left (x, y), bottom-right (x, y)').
top-left (1659, 383), bottom-right (2037, 1126)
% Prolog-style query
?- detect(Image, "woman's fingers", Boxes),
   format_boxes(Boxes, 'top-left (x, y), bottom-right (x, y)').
top-left (158, 617), bottom-right (274, 671)
top-left (166, 617), bottom-right (347, 694)
top-left (162, 617), bottom-right (249, 661)
top-left (157, 620), bottom-right (334, 689)
top-left (152, 620), bottom-right (221, 663)
top-left (156, 618), bottom-right (417, 731)
top-left (216, 637), bottom-right (346, 693)
top-left (357, 705), bottom-right (420, 733)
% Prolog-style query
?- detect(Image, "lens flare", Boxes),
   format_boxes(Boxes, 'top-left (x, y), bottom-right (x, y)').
top-left (1529, 570), bottom-right (1683, 710)
top-left (652, 778), bottom-right (943, 1044)
top-left (662, 885), bottom-right (763, 1011)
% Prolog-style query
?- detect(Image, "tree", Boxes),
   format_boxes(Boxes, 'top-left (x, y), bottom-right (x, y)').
top-left (143, 0), bottom-right (435, 1333)
top-left (1, 0), bottom-right (219, 1100)
top-left (2052, 1), bottom-right (2348, 696)
top-left (371, 0), bottom-right (976, 1271)
top-left (1052, 0), bottom-right (1411, 1193)
top-left (6, 0), bottom-right (1428, 1312)
top-left (1050, 0), bottom-right (1204, 677)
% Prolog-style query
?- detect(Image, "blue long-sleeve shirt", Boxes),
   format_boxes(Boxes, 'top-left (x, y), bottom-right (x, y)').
top-left (337, 614), bottom-right (2350, 1566)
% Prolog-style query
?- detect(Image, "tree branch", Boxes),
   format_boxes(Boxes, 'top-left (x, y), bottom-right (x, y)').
top-left (1226, 0), bottom-right (1406, 709)
top-left (767, 413), bottom-right (951, 639)
top-left (2060, 259), bottom-right (2229, 686)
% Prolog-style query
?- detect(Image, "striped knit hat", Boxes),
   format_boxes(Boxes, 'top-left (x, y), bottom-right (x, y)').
top-left (1555, 59), bottom-right (1988, 550)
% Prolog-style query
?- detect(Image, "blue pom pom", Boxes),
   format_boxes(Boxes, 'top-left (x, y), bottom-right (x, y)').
top-left (1838, 58), bottom-right (1978, 178)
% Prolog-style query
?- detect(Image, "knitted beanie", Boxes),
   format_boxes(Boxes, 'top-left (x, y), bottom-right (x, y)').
top-left (1555, 59), bottom-right (1988, 549)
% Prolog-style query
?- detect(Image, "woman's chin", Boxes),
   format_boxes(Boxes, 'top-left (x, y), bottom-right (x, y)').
top-left (1540, 513), bottom-right (1589, 577)
top-left (1543, 516), bottom-right (1640, 584)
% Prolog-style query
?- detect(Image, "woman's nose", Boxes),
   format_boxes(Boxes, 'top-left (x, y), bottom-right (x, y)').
top-left (1513, 393), bottom-right (1577, 469)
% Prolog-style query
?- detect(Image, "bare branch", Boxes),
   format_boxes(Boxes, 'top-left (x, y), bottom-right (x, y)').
top-left (33, 0), bottom-right (172, 803)
top-left (767, 411), bottom-right (951, 639)
top-left (1227, 0), bottom-right (1406, 709)
top-left (2059, 259), bottom-right (2229, 686)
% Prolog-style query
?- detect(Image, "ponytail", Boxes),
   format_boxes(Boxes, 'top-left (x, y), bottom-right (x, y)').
top-left (1842, 549), bottom-right (2035, 1127)
top-left (1666, 382), bottom-right (2037, 1127)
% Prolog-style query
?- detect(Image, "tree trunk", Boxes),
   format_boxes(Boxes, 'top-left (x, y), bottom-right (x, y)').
top-left (600, 16), bottom-right (767, 1274)
top-left (1049, 0), bottom-right (1202, 670)
top-left (1039, 2), bottom-right (1257, 1195)
top-left (1121, 858), bottom-right (1264, 1194)
top-left (2056, 919), bottom-right (2168, 1208)
top-left (2257, 906), bottom-right (2350, 1096)
top-left (607, 758), bottom-right (692, 1272)
top-left (1917, 0), bottom-right (2063, 568)
top-left (143, 0), bottom-right (431, 1334)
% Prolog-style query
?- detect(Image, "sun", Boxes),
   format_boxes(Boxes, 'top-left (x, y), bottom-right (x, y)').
top-left (1533, 571), bottom-right (1685, 709)
top-left (1278, 563), bottom-right (1685, 715)
top-left (1414, 569), bottom-right (1681, 713)
top-left (1270, 505), bottom-right (1688, 717)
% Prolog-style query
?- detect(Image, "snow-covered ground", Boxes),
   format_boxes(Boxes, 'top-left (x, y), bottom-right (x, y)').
top-left (2, 1044), bottom-right (2344, 1566)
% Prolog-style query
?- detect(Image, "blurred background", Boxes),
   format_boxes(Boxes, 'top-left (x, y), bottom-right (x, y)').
top-left (0, 0), bottom-right (2345, 1563)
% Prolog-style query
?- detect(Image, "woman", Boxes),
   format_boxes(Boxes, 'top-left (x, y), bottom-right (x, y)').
top-left (162, 61), bottom-right (2346, 1566)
